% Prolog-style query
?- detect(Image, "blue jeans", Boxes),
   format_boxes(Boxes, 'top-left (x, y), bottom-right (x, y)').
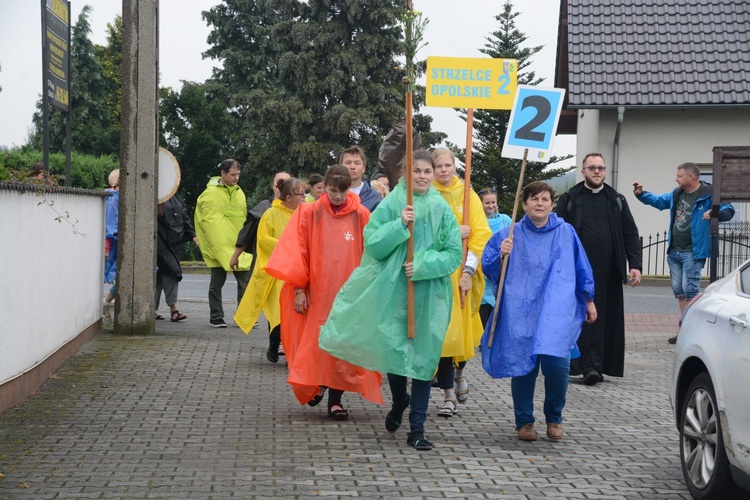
top-left (511, 354), bottom-right (570, 429)
top-left (436, 357), bottom-right (467, 389)
top-left (104, 236), bottom-right (117, 283)
top-left (387, 374), bottom-right (432, 432)
top-left (667, 249), bottom-right (704, 301)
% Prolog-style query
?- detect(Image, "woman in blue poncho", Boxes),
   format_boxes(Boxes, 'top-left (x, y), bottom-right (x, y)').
top-left (482, 181), bottom-right (596, 442)
top-left (319, 150), bottom-right (462, 451)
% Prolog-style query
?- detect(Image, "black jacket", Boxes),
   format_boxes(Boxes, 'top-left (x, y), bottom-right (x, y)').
top-left (157, 194), bottom-right (196, 280)
top-left (556, 182), bottom-right (642, 282)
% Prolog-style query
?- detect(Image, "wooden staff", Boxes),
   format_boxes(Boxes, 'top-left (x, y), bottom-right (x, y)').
top-left (487, 148), bottom-right (528, 348)
top-left (405, 87), bottom-right (415, 339)
top-left (460, 108), bottom-right (474, 309)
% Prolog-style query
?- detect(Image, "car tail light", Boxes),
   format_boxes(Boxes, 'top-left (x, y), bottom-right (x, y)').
top-left (679, 293), bottom-right (703, 328)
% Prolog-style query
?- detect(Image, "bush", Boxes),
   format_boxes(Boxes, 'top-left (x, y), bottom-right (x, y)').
top-left (0, 148), bottom-right (119, 189)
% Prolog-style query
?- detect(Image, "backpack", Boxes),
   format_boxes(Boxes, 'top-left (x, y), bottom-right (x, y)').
top-left (236, 199), bottom-right (272, 275)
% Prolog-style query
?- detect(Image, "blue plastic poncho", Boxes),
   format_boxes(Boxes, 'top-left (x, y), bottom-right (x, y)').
top-left (319, 181), bottom-right (462, 381)
top-left (481, 213), bottom-right (594, 378)
top-left (482, 213), bottom-right (512, 307)
top-left (104, 188), bottom-right (119, 284)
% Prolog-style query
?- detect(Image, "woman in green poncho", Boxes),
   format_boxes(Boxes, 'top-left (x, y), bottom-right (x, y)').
top-left (319, 150), bottom-right (462, 451)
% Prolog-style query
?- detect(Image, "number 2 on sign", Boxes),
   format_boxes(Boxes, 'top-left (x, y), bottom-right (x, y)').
top-left (514, 95), bottom-right (551, 142)
top-left (497, 74), bottom-right (509, 95)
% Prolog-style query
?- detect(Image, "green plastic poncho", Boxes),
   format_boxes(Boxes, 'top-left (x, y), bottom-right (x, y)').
top-left (318, 181), bottom-right (462, 381)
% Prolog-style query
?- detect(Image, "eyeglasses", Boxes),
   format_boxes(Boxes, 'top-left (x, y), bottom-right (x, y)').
top-left (477, 188), bottom-right (497, 195)
top-left (293, 192), bottom-right (305, 197)
top-left (583, 166), bottom-right (606, 172)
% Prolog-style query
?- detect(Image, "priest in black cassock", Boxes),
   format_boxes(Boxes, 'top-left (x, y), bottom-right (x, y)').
top-left (555, 153), bottom-right (642, 386)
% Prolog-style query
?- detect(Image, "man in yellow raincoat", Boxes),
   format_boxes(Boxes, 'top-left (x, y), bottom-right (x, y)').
top-left (194, 159), bottom-right (253, 328)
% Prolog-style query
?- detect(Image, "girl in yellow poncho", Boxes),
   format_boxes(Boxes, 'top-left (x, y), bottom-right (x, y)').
top-left (234, 177), bottom-right (306, 362)
top-left (431, 148), bottom-right (492, 418)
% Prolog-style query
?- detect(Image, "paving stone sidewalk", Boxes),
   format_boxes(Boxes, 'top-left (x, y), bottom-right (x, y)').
top-left (0, 299), bottom-right (688, 499)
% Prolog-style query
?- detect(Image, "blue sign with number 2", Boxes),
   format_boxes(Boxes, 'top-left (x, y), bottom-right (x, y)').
top-left (502, 86), bottom-right (565, 163)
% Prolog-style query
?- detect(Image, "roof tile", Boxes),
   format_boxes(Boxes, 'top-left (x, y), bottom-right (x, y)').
top-left (565, 0), bottom-right (750, 107)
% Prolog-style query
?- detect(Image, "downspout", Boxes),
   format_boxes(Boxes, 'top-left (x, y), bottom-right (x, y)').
top-left (612, 106), bottom-right (625, 190)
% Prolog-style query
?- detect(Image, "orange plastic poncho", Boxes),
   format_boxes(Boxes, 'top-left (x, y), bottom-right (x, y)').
top-left (265, 192), bottom-right (383, 405)
top-left (234, 199), bottom-right (295, 333)
top-left (433, 177), bottom-right (492, 362)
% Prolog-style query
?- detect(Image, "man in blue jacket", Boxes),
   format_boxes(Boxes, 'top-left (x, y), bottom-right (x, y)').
top-left (340, 145), bottom-right (381, 212)
top-left (634, 162), bottom-right (734, 343)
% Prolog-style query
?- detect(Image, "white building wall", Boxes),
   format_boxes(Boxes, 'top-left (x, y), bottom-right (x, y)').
top-left (576, 107), bottom-right (750, 245)
top-left (0, 187), bottom-right (106, 386)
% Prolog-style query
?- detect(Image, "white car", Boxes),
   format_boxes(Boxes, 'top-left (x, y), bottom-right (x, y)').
top-left (671, 258), bottom-right (750, 499)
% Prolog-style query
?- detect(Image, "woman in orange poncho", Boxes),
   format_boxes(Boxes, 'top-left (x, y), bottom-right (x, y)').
top-left (431, 148), bottom-right (492, 418)
top-left (234, 177), bottom-right (306, 361)
top-left (265, 165), bottom-right (383, 420)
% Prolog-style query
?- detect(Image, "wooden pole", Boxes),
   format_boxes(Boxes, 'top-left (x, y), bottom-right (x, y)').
top-left (404, 0), bottom-right (415, 339)
top-left (460, 109), bottom-right (474, 309)
top-left (487, 148), bottom-right (528, 348)
top-left (405, 89), bottom-right (415, 339)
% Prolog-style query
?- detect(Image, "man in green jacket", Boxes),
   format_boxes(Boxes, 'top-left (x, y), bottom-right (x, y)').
top-left (194, 159), bottom-right (253, 328)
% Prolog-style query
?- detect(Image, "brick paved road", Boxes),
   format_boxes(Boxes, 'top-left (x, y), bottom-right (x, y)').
top-left (0, 297), bottom-right (688, 499)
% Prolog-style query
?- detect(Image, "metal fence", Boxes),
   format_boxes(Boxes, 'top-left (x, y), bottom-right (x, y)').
top-left (641, 221), bottom-right (750, 278)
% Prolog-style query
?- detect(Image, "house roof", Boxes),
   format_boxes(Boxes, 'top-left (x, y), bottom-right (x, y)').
top-left (558, 0), bottom-right (750, 110)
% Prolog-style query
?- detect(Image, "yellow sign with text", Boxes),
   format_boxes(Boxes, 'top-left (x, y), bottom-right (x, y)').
top-left (426, 56), bottom-right (517, 110)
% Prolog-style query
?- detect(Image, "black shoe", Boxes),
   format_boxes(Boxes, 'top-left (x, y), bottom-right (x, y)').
top-left (407, 431), bottom-right (433, 451)
top-left (209, 319), bottom-right (227, 328)
top-left (668, 335), bottom-right (678, 344)
top-left (266, 348), bottom-right (279, 363)
top-left (385, 394), bottom-right (410, 433)
top-left (583, 371), bottom-right (601, 386)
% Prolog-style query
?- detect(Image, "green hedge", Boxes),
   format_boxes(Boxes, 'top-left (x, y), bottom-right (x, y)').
top-left (0, 149), bottom-right (119, 189)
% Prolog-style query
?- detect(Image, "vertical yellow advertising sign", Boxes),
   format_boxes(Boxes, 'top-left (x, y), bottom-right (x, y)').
top-left (44, 0), bottom-right (70, 111)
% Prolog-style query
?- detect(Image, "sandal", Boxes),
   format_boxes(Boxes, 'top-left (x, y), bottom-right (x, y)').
top-left (437, 397), bottom-right (457, 418)
top-left (170, 310), bottom-right (187, 322)
top-left (455, 376), bottom-right (469, 404)
top-left (385, 394), bottom-right (411, 433)
top-left (407, 431), bottom-right (433, 451)
top-left (155, 314), bottom-right (165, 320)
top-left (328, 404), bottom-right (349, 421)
top-left (307, 387), bottom-right (327, 407)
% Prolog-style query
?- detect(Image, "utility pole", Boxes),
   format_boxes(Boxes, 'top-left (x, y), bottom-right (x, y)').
top-left (116, 0), bottom-right (159, 335)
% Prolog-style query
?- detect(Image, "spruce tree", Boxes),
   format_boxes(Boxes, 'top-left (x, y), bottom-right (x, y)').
top-left (456, 0), bottom-right (571, 217)
top-left (29, 6), bottom-right (113, 156)
top-left (93, 16), bottom-right (123, 154)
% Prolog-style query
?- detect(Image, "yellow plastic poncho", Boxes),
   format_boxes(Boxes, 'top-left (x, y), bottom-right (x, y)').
top-left (234, 199), bottom-right (296, 333)
top-left (194, 177), bottom-right (252, 271)
top-left (433, 176), bottom-right (492, 362)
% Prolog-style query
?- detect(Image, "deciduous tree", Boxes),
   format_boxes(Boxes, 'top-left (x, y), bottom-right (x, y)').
top-left (160, 81), bottom-right (233, 214)
top-left (202, 0), bottom-right (440, 183)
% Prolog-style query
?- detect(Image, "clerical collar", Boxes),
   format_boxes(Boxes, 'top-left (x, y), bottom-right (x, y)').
top-left (584, 183), bottom-right (603, 194)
